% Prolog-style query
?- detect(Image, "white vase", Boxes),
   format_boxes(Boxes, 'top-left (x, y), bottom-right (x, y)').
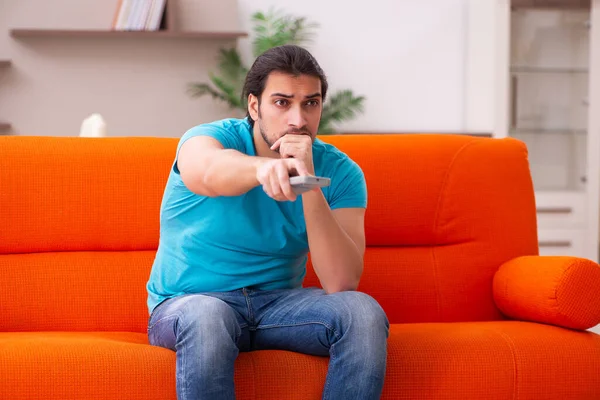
top-left (79, 114), bottom-right (107, 137)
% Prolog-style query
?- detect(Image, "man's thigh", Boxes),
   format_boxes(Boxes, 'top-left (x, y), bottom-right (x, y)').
top-left (251, 288), bottom-right (383, 356)
top-left (148, 293), bottom-right (252, 351)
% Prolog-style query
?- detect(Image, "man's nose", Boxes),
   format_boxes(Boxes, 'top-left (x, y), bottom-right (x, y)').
top-left (288, 106), bottom-right (307, 129)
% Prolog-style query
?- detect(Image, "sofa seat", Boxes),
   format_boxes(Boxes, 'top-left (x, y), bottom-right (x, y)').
top-left (0, 331), bottom-right (175, 400)
top-left (2, 321), bottom-right (598, 400)
top-left (385, 321), bottom-right (600, 399)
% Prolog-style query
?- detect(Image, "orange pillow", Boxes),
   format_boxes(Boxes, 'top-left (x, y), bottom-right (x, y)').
top-left (493, 256), bottom-right (600, 330)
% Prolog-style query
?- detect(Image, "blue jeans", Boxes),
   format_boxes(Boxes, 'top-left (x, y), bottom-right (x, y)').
top-left (147, 287), bottom-right (389, 400)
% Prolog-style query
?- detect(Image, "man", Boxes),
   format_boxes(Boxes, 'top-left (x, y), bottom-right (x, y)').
top-left (146, 44), bottom-right (389, 400)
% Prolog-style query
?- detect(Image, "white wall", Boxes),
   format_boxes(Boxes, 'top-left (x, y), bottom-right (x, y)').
top-left (0, 0), bottom-right (471, 137)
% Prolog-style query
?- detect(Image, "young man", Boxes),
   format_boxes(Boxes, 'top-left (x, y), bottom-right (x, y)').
top-left (146, 45), bottom-right (389, 400)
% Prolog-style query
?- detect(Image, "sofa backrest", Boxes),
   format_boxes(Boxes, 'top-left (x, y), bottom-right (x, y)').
top-left (0, 134), bottom-right (538, 332)
top-left (0, 137), bottom-right (173, 333)
top-left (314, 134), bottom-right (539, 324)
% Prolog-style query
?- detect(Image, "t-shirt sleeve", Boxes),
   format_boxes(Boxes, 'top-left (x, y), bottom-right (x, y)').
top-left (328, 159), bottom-right (367, 210)
top-left (173, 123), bottom-right (244, 175)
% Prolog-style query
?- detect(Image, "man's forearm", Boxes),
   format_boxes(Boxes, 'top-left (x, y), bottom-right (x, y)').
top-left (203, 149), bottom-right (268, 196)
top-left (302, 190), bottom-right (363, 293)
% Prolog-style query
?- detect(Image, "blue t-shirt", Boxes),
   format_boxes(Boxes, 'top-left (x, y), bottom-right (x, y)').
top-left (146, 118), bottom-right (367, 313)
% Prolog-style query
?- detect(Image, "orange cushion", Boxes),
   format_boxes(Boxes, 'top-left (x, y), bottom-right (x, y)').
top-left (0, 252), bottom-right (154, 332)
top-left (2, 321), bottom-right (599, 400)
top-left (0, 332), bottom-right (175, 400)
top-left (319, 134), bottom-right (538, 249)
top-left (305, 243), bottom-right (515, 324)
top-left (0, 136), bottom-right (175, 254)
top-left (493, 256), bottom-right (600, 330)
top-left (385, 321), bottom-right (600, 399)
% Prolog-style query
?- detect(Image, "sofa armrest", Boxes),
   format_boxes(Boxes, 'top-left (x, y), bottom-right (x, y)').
top-left (493, 256), bottom-right (600, 330)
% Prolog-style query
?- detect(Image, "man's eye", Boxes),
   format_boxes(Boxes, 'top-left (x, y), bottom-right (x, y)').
top-left (306, 100), bottom-right (320, 107)
top-left (275, 99), bottom-right (288, 106)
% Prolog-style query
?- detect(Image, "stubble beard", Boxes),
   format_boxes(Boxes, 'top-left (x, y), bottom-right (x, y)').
top-left (257, 108), bottom-right (315, 154)
top-left (259, 122), bottom-right (277, 153)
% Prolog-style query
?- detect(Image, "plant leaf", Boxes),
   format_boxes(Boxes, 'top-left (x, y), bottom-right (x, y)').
top-left (186, 78), bottom-right (245, 111)
top-left (209, 73), bottom-right (244, 109)
top-left (217, 48), bottom-right (248, 85)
top-left (320, 90), bottom-right (366, 133)
top-left (187, 83), bottom-right (228, 103)
top-left (317, 119), bottom-right (335, 135)
top-left (251, 9), bottom-right (318, 57)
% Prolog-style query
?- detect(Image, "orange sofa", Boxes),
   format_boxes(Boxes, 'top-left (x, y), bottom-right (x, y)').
top-left (1, 134), bottom-right (600, 400)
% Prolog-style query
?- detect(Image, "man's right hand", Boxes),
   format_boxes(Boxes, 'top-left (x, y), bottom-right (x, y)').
top-left (256, 158), bottom-right (311, 202)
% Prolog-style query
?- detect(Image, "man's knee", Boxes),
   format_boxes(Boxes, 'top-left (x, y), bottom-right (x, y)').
top-left (175, 295), bottom-right (239, 336)
top-left (330, 291), bottom-right (389, 335)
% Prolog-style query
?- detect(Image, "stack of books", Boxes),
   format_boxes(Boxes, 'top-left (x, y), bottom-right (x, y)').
top-left (112, 0), bottom-right (168, 31)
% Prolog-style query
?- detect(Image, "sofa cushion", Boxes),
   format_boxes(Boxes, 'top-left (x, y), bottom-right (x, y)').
top-left (494, 256), bottom-right (600, 330)
top-left (0, 136), bottom-right (175, 254)
top-left (320, 134), bottom-right (537, 249)
top-left (0, 251), bottom-right (154, 333)
top-left (304, 247), bottom-right (509, 324)
top-left (385, 321), bottom-right (600, 399)
top-left (0, 331), bottom-right (174, 400)
top-left (2, 321), bottom-right (598, 400)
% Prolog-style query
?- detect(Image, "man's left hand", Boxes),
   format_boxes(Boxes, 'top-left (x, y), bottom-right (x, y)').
top-left (270, 134), bottom-right (315, 175)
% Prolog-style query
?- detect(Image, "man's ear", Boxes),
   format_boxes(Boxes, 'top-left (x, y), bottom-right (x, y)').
top-left (248, 94), bottom-right (259, 122)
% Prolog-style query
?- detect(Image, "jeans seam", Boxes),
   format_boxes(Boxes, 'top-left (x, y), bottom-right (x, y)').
top-left (181, 313), bottom-right (188, 400)
top-left (322, 341), bottom-right (336, 400)
top-left (244, 292), bottom-right (255, 326)
top-left (255, 321), bottom-right (341, 340)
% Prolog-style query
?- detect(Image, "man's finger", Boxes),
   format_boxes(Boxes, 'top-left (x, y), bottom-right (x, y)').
top-left (279, 144), bottom-right (291, 158)
top-left (269, 171), bottom-right (282, 200)
top-left (270, 137), bottom-right (284, 151)
top-left (292, 159), bottom-right (310, 176)
top-left (280, 143), bottom-right (303, 159)
top-left (277, 164), bottom-right (296, 201)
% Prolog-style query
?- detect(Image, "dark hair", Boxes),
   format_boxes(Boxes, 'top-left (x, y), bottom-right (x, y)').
top-left (242, 45), bottom-right (328, 127)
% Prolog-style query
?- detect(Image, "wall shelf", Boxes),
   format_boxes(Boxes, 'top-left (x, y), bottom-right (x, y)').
top-left (511, 66), bottom-right (588, 74)
top-left (510, 128), bottom-right (587, 134)
top-left (9, 29), bottom-right (247, 40)
top-left (511, 0), bottom-right (590, 8)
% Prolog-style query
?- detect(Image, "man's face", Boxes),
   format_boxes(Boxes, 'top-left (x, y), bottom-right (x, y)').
top-left (249, 71), bottom-right (322, 150)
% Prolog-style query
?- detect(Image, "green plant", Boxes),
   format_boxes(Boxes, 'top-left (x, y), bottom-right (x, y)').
top-left (187, 10), bottom-right (365, 134)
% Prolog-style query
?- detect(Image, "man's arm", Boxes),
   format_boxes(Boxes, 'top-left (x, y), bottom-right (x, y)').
top-left (271, 134), bottom-right (366, 293)
top-left (178, 136), bottom-right (309, 198)
top-left (178, 136), bottom-right (264, 197)
top-left (302, 190), bottom-right (366, 294)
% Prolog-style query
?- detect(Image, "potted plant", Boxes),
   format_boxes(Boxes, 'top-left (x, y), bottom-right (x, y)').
top-left (187, 10), bottom-right (365, 134)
